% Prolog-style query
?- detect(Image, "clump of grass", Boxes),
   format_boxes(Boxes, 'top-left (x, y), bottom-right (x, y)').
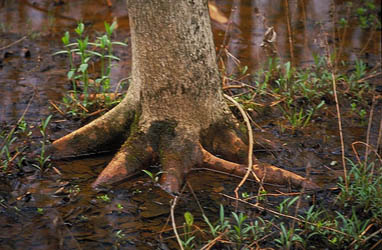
top-left (1, 116), bottom-right (52, 173)
top-left (32, 115), bottom-right (52, 170)
top-left (177, 157), bottom-right (382, 249)
top-left (228, 55), bottom-right (374, 130)
top-left (337, 159), bottom-right (382, 225)
top-left (54, 21), bottom-right (128, 118)
top-left (202, 204), bottom-right (272, 248)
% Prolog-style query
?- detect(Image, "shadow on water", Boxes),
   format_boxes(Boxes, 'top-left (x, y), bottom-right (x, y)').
top-left (0, 0), bottom-right (381, 249)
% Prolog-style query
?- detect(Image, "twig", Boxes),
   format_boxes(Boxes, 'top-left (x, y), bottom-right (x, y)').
top-left (376, 110), bottom-right (382, 159)
top-left (350, 227), bottom-right (382, 249)
top-left (323, 29), bottom-right (348, 192)
top-left (114, 77), bottom-right (130, 94)
top-left (224, 94), bottom-right (261, 210)
top-left (86, 108), bottom-right (107, 118)
top-left (357, 71), bottom-right (382, 83)
top-left (216, 1), bottom-right (237, 62)
top-left (336, 4), bottom-right (351, 66)
top-left (289, 162), bottom-right (310, 245)
top-left (331, 72), bottom-right (347, 190)
top-left (284, 0), bottom-right (295, 65)
top-left (351, 141), bottom-right (382, 176)
top-left (0, 36), bottom-right (27, 51)
top-left (200, 233), bottom-right (226, 250)
top-left (370, 239), bottom-right (382, 250)
top-left (6, 152), bottom-right (21, 168)
top-left (186, 181), bottom-right (205, 215)
top-left (359, 28), bottom-right (375, 56)
top-left (170, 196), bottom-right (184, 250)
top-left (365, 93), bottom-right (376, 164)
top-left (49, 100), bottom-right (66, 116)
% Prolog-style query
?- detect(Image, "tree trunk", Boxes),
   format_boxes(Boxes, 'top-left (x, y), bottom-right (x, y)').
top-left (47, 0), bottom-right (318, 194)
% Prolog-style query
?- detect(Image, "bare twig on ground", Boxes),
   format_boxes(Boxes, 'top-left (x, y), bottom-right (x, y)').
top-left (365, 93), bottom-right (376, 164)
top-left (170, 196), bottom-right (184, 250)
top-left (49, 100), bottom-right (66, 116)
top-left (322, 29), bottom-right (348, 192)
top-left (0, 36), bottom-right (27, 51)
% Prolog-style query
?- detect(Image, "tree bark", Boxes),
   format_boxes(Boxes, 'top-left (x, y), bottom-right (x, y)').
top-left (47, 0), bottom-right (319, 194)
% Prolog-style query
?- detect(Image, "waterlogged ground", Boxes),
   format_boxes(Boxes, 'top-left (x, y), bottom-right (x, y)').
top-left (0, 0), bottom-right (381, 249)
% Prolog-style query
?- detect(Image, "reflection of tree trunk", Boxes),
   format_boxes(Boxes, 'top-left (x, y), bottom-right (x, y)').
top-left (47, 0), bottom-right (319, 194)
top-left (22, 0), bottom-right (77, 23)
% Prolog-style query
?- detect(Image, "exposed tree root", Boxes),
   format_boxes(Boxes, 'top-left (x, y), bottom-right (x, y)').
top-left (47, 97), bottom-right (136, 158)
top-left (92, 133), bottom-right (152, 187)
top-left (200, 146), bottom-right (319, 189)
top-left (51, 116), bottom-right (319, 193)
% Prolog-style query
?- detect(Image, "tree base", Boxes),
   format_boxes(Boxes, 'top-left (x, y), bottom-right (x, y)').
top-left (47, 102), bottom-right (319, 194)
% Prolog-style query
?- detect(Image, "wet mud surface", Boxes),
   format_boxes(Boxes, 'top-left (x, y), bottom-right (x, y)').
top-left (0, 0), bottom-right (381, 249)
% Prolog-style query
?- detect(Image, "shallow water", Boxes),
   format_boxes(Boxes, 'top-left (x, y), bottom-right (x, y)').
top-left (1, 0), bottom-right (380, 122)
top-left (0, 0), bottom-right (381, 249)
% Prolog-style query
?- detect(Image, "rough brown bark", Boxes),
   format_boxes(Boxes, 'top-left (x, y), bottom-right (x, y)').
top-left (48, 0), bottom-right (319, 194)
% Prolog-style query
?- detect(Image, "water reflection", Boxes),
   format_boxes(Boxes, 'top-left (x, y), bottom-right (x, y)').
top-left (217, 0), bottom-right (380, 72)
top-left (0, 0), bottom-right (380, 122)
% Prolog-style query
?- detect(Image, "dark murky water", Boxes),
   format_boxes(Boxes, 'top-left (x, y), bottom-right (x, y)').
top-left (0, 0), bottom-right (381, 249)
top-left (1, 0), bottom-right (380, 122)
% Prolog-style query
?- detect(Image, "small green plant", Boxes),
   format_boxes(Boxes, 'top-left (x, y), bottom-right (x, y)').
top-left (277, 196), bottom-right (299, 214)
top-left (79, 215), bottom-right (88, 222)
top-left (117, 203), bottom-right (124, 210)
top-left (115, 229), bottom-right (125, 239)
top-left (54, 21), bottom-right (127, 116)
top-left (0, 130), bottom-right (16, 171)
top-left (354, 0), bottom-right (381, 29)
top-left (275, 223), bottom-right (304, 249)
top-left (337, 160), bottom-right (382, 224)
top-left (69, 184), bottom-right (80, 194)
top-left (181, 212), bottom-right (195, 250)
top-left (202, 205), bottom-right (271, 248)
top-left (335, 209), bottom-right (370, 246)
top-left (97, 194), bottom-right (111, 203)
top-left (37, 208), bottom-right (44, 214)
top-left (203, 204), bottom-right (230, 238)
top-left (241, 192), bottom-right (249, 199)
top-left (230, 211), bottom-right (251, 248)
top-left (32, 115), bottom-right (52, 170)
top-left (142, 169), bottom-right (163, 183)
top-left (1, 118), bottom-right (34, 171)
top-left (280, 99), bottom-right (325, 129)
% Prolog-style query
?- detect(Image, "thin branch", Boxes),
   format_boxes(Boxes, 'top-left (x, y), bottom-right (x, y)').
top-left (365, 93), bottom-right (376, 165)
top-left (170, 196), bottom-right (184, 250)
top-left (0, 36), bottom-right (27, 51)
top-left (322, 28), bottom-right (348, 192)
top-left (284, 0), bottom-right (295, 65)
top-left (224, 94), bottom-right (262, 210)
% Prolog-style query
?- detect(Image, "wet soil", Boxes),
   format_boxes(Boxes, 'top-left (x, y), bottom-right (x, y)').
top-left (0, 0), bottom-right (381, 249)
